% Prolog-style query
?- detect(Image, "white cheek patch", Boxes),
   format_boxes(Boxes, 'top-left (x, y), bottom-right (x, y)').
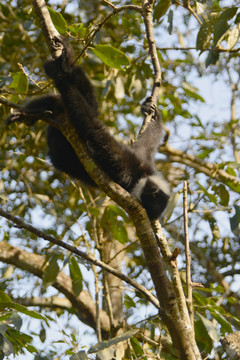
top-left (131, 174), bottom-right (170, 200)
top-left (131, 178), bottom-right (148, 200)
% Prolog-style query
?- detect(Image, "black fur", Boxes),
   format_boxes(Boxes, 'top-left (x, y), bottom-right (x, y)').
top-left (7, 38), bottom-right (170, 220)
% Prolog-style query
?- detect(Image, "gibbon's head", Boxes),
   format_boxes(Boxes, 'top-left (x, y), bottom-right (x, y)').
top-left (131, 175), bottom-right (170, 220)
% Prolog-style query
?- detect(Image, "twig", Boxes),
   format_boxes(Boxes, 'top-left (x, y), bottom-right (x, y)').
top-left (158, 46), bottom-right (240, 53)
top-left (77, 4), bottom-right (142, 61)
top-left (183, 181), bottom-right (193, 327)
top-left (102, 272), bottom-right (115, 327)
top-left (93, 265), bottom-right (102, 342)
top-left (17, 63), bottom-right (41, 88)
top-left (175, 0), bottom-right (202, 24)
top-left (0, 97), bottom-right (20, 109)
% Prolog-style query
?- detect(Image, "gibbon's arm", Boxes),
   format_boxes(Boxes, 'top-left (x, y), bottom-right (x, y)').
top-left (6, 95), bottom-right (65, 126)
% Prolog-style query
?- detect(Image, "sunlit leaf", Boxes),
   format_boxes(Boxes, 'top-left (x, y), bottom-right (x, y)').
top-left (92, 45), bottom-right (130, 69)
top-left (196, 20), bottom-right (214, 50)
top-left (48, 7), bottom-right (67, 34)
top-left (124, 294), bottom-right (136, 310)
top-left (9, 72), bottom-right (28, 95)
top-left (153, 0), bottom-right (171, 21)
top-left (42, 254), bottom-right (60, 289)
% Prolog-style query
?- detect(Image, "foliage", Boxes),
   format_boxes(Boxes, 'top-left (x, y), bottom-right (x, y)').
top-left (0, 0), bottom-right (240, 359)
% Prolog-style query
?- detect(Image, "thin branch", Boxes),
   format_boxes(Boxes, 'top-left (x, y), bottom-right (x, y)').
top-left (102, 271), bottom-right (115, 327)
top-left (0, 97), bottom-right (20, 109)
top-left (0, 207), bottom-right (160, 311)
top-left (13, 296), bottom-right (72, 311)
top-left (159, 144), bottom-right (240, 193)
top-left (183, 181), bottom-right (193, 328)
top-left (93, 265), bottom-right (102, 342)
top-left (157, 46), bottom-right (240, 53)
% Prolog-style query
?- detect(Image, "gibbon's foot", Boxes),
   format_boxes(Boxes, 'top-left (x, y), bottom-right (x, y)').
top-left (141, 97), bottom-right (156, 115)
top-left (141, 97), bottom-right (160, 121)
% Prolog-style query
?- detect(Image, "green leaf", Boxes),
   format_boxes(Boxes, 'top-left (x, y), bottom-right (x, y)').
top-left (219, 7), bottom-right (238, 22)
top-left (209, 309), bottom-right (232, 334)
top-left (197, 313), bottom-right (219, 343)
top-left (195, 314), bottom-right (213, 353)
top-left (153, 0), bottom-right (171, 21)
top-left (213, 8), bottom-right (238, 46)
top-left (0, 302), bottom-right (48, 322)
top-left (213, 19), bottom-right (229, 45)
top-left (42, 254), bottom-right (60, 289)
top-left (211, 184), bottom-right (229, 206)
top-left (0, 3), bottom-right (10, 17)
top-left (48, 7), bottom-right (67, 34)
top-left (9, 72), bottom-right (28, 94)
top-left (68, 23), bottom-right (87, 38)
top-left (205, 51), bottom-right (220, 67)
top-left (101, 206), bottom-right (129, 244)
top-left (197, 147), bottom-right (213, 159)
top-left (69, 256), bottom-right (83, 296)
top-left (124, 294), bottom-right (136, 310)
top-left (12, 303), bottom-right (48, 322)
top-left (91, 45), bottom-right (130, 69)
top-left (113, 222), bottom-right (128, 244)
top-left (182, 82), bottom-right (205, 102)
top-left (130, 337), bottom-right (144, 357)
top-left (196, 21), bottom-right (214, 50)
top-left (198, 183), bottom-right (217, 204)
top-left (225, 164), bottom-right (238, 177)
top-left (0, 291), bottom-right (12, 302)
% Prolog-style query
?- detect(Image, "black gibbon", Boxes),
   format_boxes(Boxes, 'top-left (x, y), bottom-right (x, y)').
top-left (7, 38), bottom-right (170, 220)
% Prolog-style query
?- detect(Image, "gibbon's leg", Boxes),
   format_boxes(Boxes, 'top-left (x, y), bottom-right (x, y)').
top-left (132, 98), bottom-right (163, 165)
top-left (46, 125), bottom-right (96, 186)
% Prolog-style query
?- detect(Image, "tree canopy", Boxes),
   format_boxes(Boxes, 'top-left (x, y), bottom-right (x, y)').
top-left (0, 0), bottom-right (240, 359)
